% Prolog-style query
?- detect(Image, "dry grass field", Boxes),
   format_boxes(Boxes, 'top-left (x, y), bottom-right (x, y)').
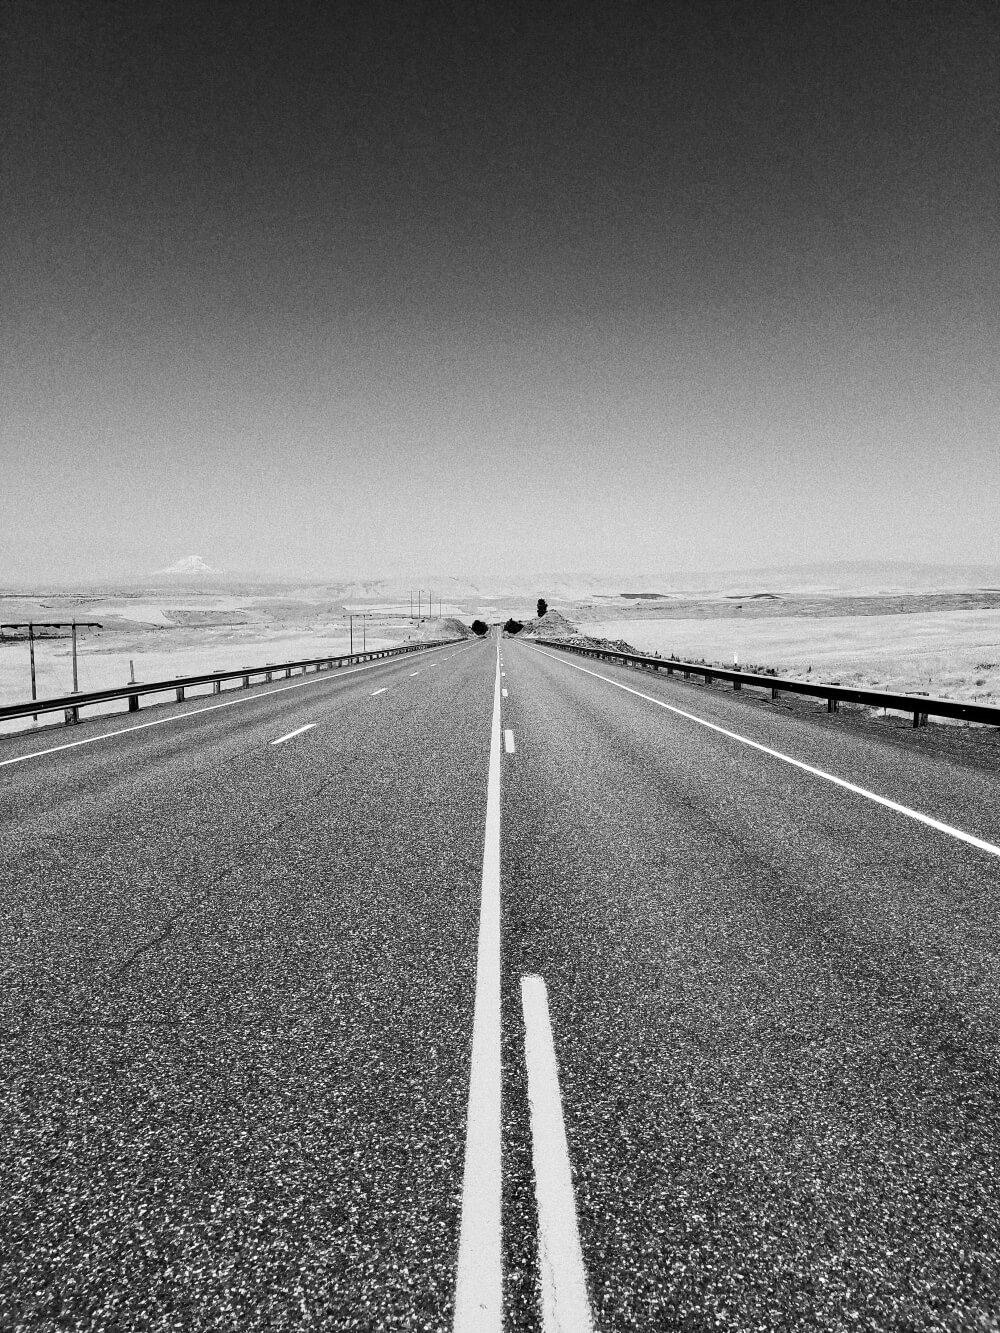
top-left (582, 609), bottom-right (1000, 706)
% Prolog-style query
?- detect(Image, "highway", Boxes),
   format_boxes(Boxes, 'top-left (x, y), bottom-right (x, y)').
top-left (2, 632), bottom-right (999, 1330)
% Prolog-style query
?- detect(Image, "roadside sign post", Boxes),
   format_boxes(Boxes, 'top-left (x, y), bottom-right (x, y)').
top-left (348, 613), bottom-right (373, 656)
top-left (1, 621), bottom-right (102, 716)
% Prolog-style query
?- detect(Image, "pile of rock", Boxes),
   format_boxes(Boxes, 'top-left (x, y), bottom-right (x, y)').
top-left (561, 632), bottom-right (642, 654)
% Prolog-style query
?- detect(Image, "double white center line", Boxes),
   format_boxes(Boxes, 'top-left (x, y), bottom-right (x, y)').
top-left (454, 648), bottom-right (594, 1331)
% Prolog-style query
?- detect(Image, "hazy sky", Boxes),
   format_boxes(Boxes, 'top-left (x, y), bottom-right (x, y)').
top-left (2, 1), bottom-right (997, 581)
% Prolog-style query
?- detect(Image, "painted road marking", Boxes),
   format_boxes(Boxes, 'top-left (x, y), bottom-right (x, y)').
top-left (271, 723), bottom-right (316, 746)
top-left (504, 729), bottom-right (516, 754)
top-left (502, 688), bottom-right (509, 698)
top-left (533, 647), bottom-right (1000, 860)
top-left (453, 645), bottom-right (503, 1332)
top-left (371, 688), bottom-right (388, 696)
top-left (0, 654), bottom-right (434, 771)
top-left (521, 975), bottom-right (595, 1333)
top-left (410, 671), bottom-right (420, 676)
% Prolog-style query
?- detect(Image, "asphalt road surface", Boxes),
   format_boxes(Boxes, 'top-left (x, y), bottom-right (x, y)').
top-left (2, 632), bottom-right (999, 1331)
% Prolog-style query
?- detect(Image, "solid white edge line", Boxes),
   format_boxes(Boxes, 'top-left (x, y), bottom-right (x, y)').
top-left (453, 644), bottom-right (503, 1331)
top-left (0, 645), bottom-right (473, 771)
top-left (270, 723), bottom-right (316, 746)
top-left (521, 975), bottom-right (595, 1333)
top-left (504, 729), bottom-right (515, 754)
top-left (530, 645), bottom-right (1000, 859)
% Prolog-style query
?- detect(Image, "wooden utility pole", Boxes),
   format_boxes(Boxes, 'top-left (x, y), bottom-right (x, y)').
top-left (28, 622), bottom-right (37, 720)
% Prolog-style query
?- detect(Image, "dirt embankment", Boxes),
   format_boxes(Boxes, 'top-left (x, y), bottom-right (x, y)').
top-left (521, 608), bottom-right (578, 636)
top-left (405, 616), bottom-right (475, 642)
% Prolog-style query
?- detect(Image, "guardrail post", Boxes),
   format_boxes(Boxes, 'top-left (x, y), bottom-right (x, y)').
top-left (176, 685), bottom-right (186, 702)
top-left (242, 675), bottom-right (250, 688)
top-left (733, 679), bottom-right (741, 691)
top-left (827, 697), bottom-right (839, 713)
top-left (771, 685), bottom-right (780, 701)
top-left (128, 694), bottom-right (139, 712)
top-left (265, 670), bottom-right (272, 682)
top-left (64, 706), bottom-right (78, 725)
top-left (212, 680), bottom-right (221, 694)
top-left (913, 710), bottom-right (928, 728)
top-left (704, 671), bottom-right (712, 686)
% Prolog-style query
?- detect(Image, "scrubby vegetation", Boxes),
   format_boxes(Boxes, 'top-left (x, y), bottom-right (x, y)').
top-left (470, 620), bottom-right (489, 636)
top-left (504, 618), bottom-right (524, 635)
top-left (537, 598), bottom-right (548, 618)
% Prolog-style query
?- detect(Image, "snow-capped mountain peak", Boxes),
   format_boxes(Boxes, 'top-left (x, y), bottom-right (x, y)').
top-left (156, 555), bottom-right (216, 576)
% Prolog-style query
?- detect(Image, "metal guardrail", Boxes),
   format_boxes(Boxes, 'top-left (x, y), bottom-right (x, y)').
top-left (532, 638), bottom-right (1000, 730)
top-left (0, 641), bottom-right (452, 728)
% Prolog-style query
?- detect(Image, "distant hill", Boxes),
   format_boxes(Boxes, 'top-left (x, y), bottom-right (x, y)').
top-left (14, 559), bottom-right (999, 601)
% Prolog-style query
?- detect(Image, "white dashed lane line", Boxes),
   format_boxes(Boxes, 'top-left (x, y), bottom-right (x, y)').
top-left (504, 729), bottom-right (516, 754)
top-left (271, 723), bottom-right (316, 746)
top-left (502, 689), bottom-right (508, 698)
top-left (0, 653), bottom-right (433, 770)
top-left (521, 975), bottom-right (595, 1333)
top-left (371, 688), bottom-right (388, 696)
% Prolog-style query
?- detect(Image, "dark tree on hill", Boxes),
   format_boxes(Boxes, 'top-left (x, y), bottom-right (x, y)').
top-left (503, 618), bottom-right (523, 635)
top-left (536, 598), bottom-right (548, 618)
top-left (470, 619), bottom-right (488, 636)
